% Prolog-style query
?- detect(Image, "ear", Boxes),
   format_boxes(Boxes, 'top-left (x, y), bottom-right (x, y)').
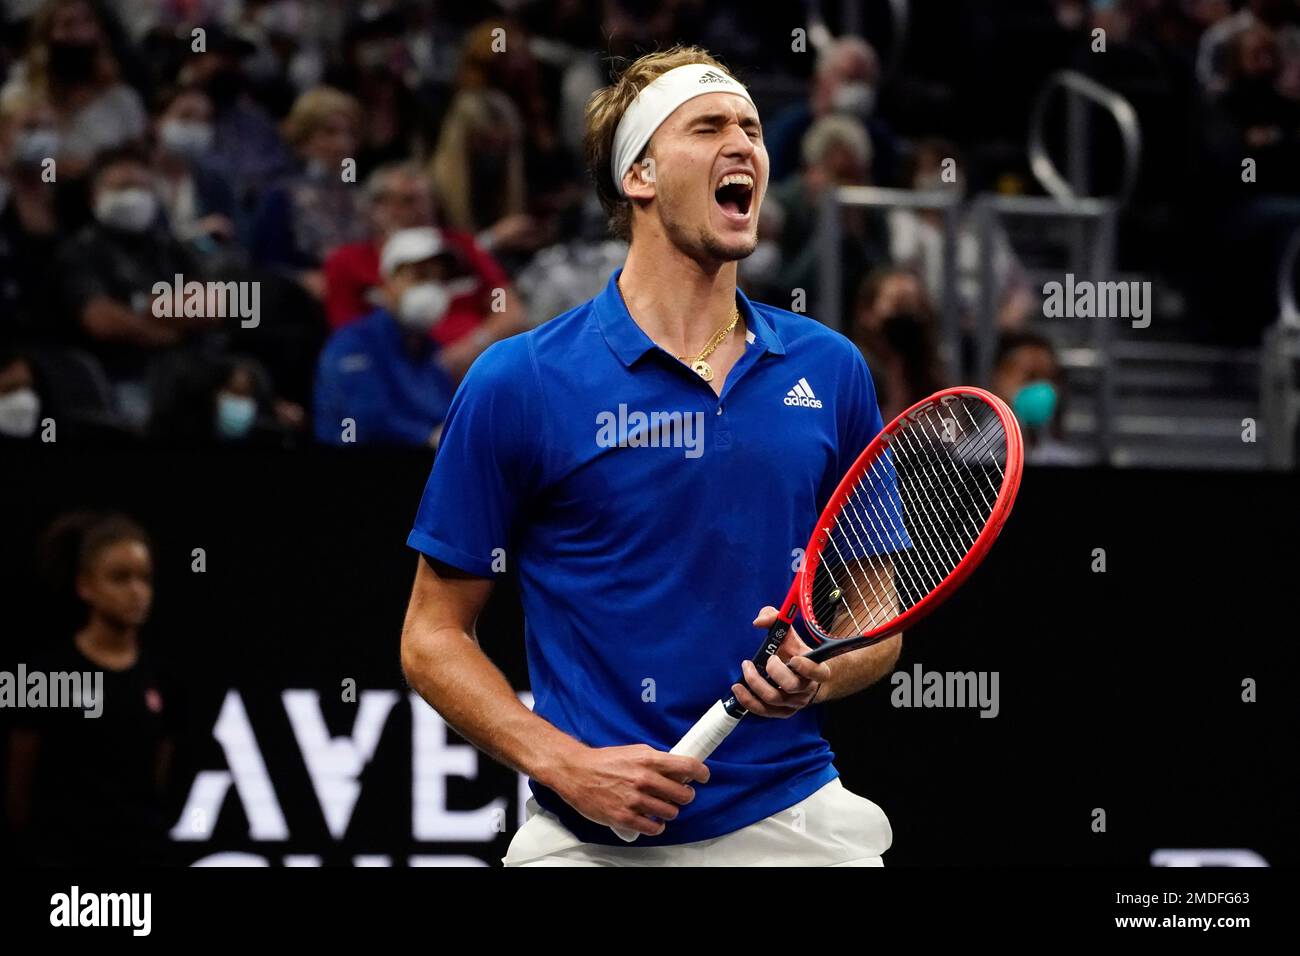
top-left (621, 157), bottom-right (657, 202)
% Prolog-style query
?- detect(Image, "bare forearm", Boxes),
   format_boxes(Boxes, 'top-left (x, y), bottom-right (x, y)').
top-left (818, 634), bottom-right (902, 702)
top-left (400, 626), bottom-right (582, 788)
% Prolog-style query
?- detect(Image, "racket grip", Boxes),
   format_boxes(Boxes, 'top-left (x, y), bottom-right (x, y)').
top-left (611, 700), bottom-right (742, 843)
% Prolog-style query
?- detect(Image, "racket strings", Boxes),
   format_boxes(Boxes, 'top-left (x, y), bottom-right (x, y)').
top-left (805, 396), bottom-right (1010, 640)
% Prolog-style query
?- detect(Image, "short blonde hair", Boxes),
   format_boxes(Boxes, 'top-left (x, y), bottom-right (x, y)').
top-left (583, 45), bottom-right (739, 241)
top-left (281, 86), bottom-right (362, 150)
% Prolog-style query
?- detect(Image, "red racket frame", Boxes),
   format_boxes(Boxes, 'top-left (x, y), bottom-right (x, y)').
top-left (764, 386), bottom-right (1023, 665)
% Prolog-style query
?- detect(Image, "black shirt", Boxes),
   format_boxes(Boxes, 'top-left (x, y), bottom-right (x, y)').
top-left (14, 641), bottom-right (176, 866)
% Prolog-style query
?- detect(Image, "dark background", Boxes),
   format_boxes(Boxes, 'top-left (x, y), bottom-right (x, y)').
top-left (1, 446), bottom-right (1294, 866)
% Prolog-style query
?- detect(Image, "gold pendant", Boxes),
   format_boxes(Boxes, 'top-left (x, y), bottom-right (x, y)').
top-left (690, 360), bottom-right (714, 382)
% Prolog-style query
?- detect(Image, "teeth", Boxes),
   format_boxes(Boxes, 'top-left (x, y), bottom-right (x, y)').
top-left (718, 173), bottom-right (753, 189)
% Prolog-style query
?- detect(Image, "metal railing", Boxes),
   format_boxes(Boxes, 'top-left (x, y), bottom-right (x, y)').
top-left (816, 186), bottom-right (961, 378)
top-left (812, 69), bottom-right (1142, 462)
top-left (1028, 70), bottom-right (1143, 205)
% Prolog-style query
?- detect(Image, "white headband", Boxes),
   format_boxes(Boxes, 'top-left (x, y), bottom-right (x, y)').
top-left (610, 64), bottom-right (754, 197)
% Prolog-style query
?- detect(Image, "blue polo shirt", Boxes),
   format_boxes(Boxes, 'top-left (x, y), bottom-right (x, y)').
top-left (408, 268), bottom-right (887, 846)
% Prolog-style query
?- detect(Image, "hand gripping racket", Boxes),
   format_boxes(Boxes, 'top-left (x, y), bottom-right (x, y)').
top-left (612, 386), bottom-right (1023, 841)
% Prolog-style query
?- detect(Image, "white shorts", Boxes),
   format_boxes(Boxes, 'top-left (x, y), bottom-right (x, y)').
top-left (502, 777), bottom-right (892, 867)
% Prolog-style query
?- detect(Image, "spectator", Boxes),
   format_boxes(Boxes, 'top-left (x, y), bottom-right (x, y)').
top-left (1, 0), bottom-right (148, 175)
top-left (991, 330), bottom-right (1094, 466)
top-left (456, 18), bottom-right (582, 227)
top-left (54, 145), bottom-right (203, 424)
top-left (1196, 0), bottom-right (1300, 97)
top-left (1204, 24), bottom-right (1300, 191)
top-left (770, 113), bottom-right (888, 327)
top-left (887, 138), bottom-right (1035, 331)
top-left (513, 194), bottom-right (629, 329)
top-left (6, 512), bottom-right (178, 866)
top-left (763, 35), bottom-right (900, 185)
top-left (250, 85), bottom-right (368, 291)
top-left (148, 351), bottom-right (301, 447)
top-left (313, 227), bottom-right (463, 448)
top-left (0, 348), bottom-right (44, 442)
top-left (852, 266), bottom-right (947, 422)
top-left (150, 85), bottom-right (241, 261)
top-left (327, 10), bottom-right (438, 177)
top-left (175, 23), bottom-right (294, 221)
top-left (429, 88), bottom-right (549, 267)
top-left (0, 87), bottom-right (64, 341)
top-left (322, 162), bottom-right (526, 380)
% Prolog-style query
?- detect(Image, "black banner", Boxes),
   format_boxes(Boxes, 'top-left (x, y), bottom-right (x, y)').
top-left (1, 446), bottom-right (1296, 868)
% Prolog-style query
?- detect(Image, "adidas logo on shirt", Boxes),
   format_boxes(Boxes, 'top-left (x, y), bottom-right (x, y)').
top-left (698, 70), bottom-right (731, 84)
top-left (784, 378), bottom-right (824, 408)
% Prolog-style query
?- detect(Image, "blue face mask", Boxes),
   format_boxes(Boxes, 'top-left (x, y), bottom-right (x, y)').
top-left (1012, 380), bottom-right (1057, 429)
top-left (215, 393), bottom-right (257, 439)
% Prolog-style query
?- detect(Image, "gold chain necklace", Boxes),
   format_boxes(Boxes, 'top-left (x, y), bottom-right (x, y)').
top-left (676, 304), bottom-right (740, 382)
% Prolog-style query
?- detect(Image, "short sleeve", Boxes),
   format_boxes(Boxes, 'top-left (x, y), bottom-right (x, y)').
top-left (406, 337), bottom-right (543, 577)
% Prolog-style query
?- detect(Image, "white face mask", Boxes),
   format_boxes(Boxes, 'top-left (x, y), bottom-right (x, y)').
top-left (159, 119), bottom-right (214, 159)
top-left (0, 387), bottom-right (40, 438)
top-left (15, 128), bottom-right (61, 166)
top-left (831, 81), bottom-right (876, 118)
top-left (94, 187), bottom-right (158, 232)
top-left (397, 281), bottom-right (451, 332)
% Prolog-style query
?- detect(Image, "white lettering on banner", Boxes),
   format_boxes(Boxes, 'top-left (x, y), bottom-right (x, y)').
top-left (172, 688), bottom-right (528, 864)
top-left (284, 689), bottom-right (399, 838)
top-left (411, 692), bottom-right (507, 840)
top-left (170, 690), bottom-right (289, 841)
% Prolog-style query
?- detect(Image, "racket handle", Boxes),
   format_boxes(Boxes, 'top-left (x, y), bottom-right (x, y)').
top-left (611, 700), bottom-right (743, 842)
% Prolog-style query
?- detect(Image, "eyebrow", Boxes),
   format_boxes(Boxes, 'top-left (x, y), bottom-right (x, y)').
top-left (690, 111), bottom-right (762, 130)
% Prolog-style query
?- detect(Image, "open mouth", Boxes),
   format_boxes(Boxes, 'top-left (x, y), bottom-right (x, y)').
top-left (714, 172), bottom-right (754, 219)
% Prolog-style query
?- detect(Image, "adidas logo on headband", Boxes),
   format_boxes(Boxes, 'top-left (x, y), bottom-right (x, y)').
top-left (697, 70), bottom-right (731, 84)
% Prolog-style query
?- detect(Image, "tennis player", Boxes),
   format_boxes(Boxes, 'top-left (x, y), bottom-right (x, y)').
top-left (401, 45), bottom-right (901, 866)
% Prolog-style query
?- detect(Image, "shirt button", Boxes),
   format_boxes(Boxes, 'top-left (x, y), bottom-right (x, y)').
top-left (716, 406), bottom-right (723, 415)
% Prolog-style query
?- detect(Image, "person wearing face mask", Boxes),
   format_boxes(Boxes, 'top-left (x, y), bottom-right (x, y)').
top-left (174, 25), bottom-right (293, 219)
top-left (0, 350), bottom-right (45, 442)
top-left (54, 146), bottom-right (204, 422)
top-left (323, 162), bottom-right (527, 379)
top-left (852, 267), bottom-right (947, 422)
top-left (991, 331), bottom-right (1094, 466)
top-left (0, 89), bottom-right (66, 339)
top-left (312, 227), bottom-right (463, 448)
top-left (762, 35), bottom-right (900, 186)
top-left (0, 0), bottom-right (148, 175)
top-left (150, 86), bottom-right (240, 256)
top-left (147, 352), bottom-right (299, 448)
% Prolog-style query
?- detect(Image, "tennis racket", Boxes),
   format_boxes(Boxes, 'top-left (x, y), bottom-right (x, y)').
top-left (612, 385), bottom-right (1023, 841)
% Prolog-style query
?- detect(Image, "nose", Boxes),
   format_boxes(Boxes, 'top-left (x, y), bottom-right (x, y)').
top-left (720, 121), bottom-right (756, 160)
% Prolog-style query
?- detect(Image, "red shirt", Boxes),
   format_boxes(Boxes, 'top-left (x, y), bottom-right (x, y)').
top-left (323, 229), bottom-right (509, 347)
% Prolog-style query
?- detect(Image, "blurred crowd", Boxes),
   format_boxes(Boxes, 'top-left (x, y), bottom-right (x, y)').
top-left (1, 0), bottom-right (1298, 460)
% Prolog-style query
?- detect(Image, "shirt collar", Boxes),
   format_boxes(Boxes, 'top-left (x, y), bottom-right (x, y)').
top-left (595, 267), bottom-right (786, 368)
